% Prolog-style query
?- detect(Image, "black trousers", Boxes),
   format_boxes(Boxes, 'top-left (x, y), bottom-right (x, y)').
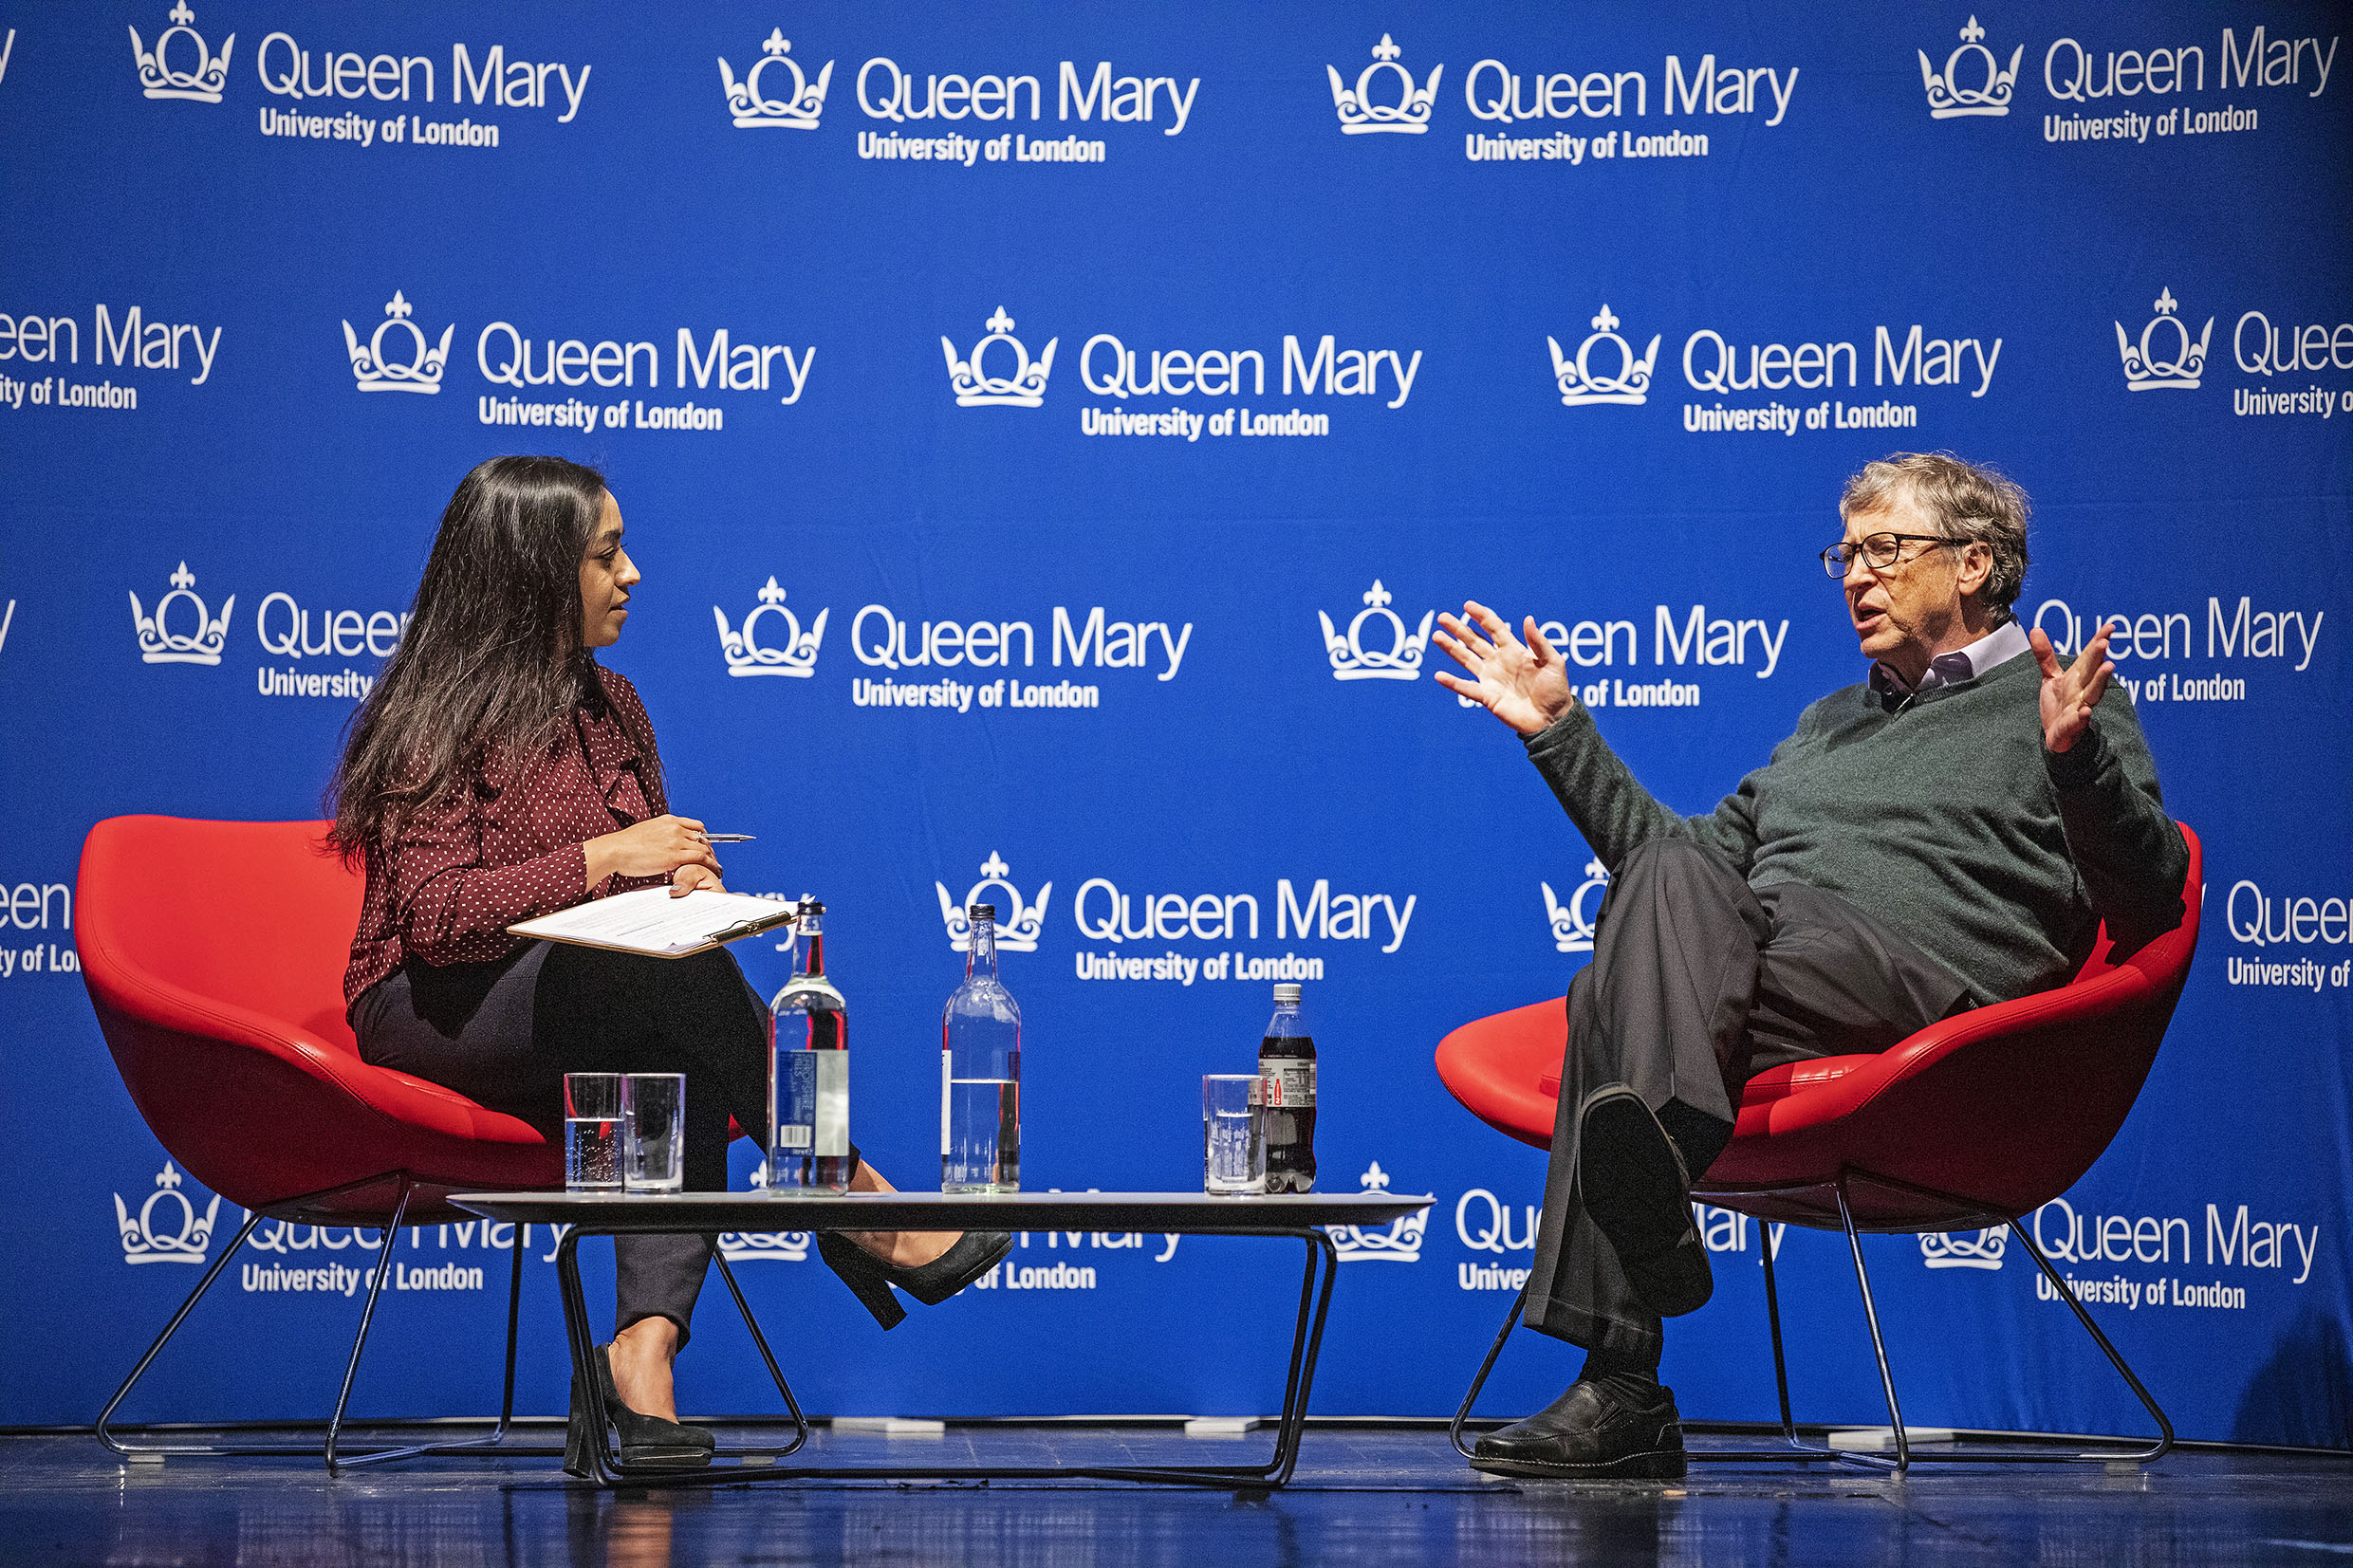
top-left (1522, 839), bottom-right (1972, 1367)
top-left (355, 940), bottom-right (774, 1348)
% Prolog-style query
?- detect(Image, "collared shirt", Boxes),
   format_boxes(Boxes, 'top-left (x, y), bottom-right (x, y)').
top-left (343, 667), bottom-right (669, 1010)
top-left (1869, 618), bottom-right (2030, 711)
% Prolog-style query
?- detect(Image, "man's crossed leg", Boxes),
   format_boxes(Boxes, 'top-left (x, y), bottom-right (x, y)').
top-left (1471, 838), bottom-right (1970, 1479)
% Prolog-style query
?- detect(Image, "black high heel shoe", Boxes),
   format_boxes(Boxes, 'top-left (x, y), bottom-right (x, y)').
top-left (563, 1343), bottom-right (716, 1475)
top-left (817, 1229), bottom-right (1014, 1329)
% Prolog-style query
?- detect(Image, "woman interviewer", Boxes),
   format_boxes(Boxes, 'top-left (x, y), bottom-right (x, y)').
top-left (329, 455), bottom-right (1008, 1472)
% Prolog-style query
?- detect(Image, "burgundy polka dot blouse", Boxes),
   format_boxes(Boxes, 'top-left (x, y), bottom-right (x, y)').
top-left (343, 667), bottom-right (670, 1012)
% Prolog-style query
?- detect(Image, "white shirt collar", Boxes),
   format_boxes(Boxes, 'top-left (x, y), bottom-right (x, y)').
top-left (1871, 618), bottom-right (2031, 698)
top-left (1942, 618), bottom-right (2031, 683)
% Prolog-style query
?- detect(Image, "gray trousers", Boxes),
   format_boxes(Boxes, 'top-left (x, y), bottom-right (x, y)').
top-left (1521, 838), bottom-right (1972, 1366)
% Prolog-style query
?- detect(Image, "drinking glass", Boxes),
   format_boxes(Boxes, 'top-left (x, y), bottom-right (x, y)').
top-left (1202, 1074), bottom-right (1267, 1195)
top-left (565, 1073), bottom-right (623, 1192)
top-left (623, 1073), bottom-right (686, 1194)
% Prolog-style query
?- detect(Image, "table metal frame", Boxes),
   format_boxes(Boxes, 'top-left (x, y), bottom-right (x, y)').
top-left (455, 1190), bottom-right (1429, 1490)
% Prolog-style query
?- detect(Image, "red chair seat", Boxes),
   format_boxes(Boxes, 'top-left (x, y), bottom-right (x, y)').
top-left (79, 814), bottom-right (769, 1466)
top-left (79, 817), bottom-right (560, 1224)
top-left (1436, 825), bottom-right (2202, 1234)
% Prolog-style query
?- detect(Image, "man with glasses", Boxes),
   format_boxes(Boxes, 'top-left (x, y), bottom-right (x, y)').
top-left (1432, 452), bottom-right (2185, 1479)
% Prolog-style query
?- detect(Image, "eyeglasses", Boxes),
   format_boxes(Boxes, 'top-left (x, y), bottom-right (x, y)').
top-left (1820, 532), bottom-right (1960, 577)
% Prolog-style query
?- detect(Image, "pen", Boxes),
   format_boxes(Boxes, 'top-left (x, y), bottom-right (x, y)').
top-left (703, 834), bottom-right (756, 843)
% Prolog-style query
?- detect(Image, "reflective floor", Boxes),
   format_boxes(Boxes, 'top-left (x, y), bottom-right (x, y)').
top-left (3, 1425), bottom-right (2348, 1567)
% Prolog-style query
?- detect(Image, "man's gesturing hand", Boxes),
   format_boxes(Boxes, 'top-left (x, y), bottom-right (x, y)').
top-left (1434, 601), bottom-right (1577, 737)
top-left (2029, 619), bottom-right (2115, 754)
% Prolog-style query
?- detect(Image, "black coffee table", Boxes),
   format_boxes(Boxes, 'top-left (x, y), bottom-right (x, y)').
top-left (451, 1190), bottom-right (1431, 1488)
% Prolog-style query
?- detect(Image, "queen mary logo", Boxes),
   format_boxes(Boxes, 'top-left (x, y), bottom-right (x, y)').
top-left (1920, 1226), bottom-right (2007, 1270)
top-left (116, 1160), bottom-right (221, 1265)
top-left (129, 563), bottom-right (232, 666)
top-left (1918, 17), bottom-right (2022, 120)
top-left (1325, 1162), bottom-right (1427, 1262)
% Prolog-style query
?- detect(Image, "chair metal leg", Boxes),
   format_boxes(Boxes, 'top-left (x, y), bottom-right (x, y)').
top-left (329, 1217), bottom-right (563, 1471)
top-left (498, 1216), bottom-right (525, 1430)
top-left (1692, 1171), bottom-right (2176, 1471)
top-left (2005, 1217), bottom-right (2175, 1465)
top-left (100, 1181), bottom-right (562, 1471)
top-left (1758, 1236), bottom-right (1800, 1446)
top-left (96, 1210), bottom-right (270, 1458)
top-left (1834, 1178), bottom-right (1911, 1474)
top-left (1448, 1293), bottom-right (1526, 1462)
top-left (324, 1178), bottom-right (414, 1474)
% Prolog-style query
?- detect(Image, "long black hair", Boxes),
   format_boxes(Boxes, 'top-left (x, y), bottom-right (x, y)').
top-left (328, 454), bottom-right (652, 863)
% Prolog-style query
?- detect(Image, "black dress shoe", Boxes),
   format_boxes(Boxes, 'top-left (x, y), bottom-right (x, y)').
top-left (1578, 1084), bottom-right (1714, 1318)
top-left (817, 1229), bottom-right (1015, 1329)
top-left (563, 1343), bottom-right (714, 1476)
top-left (1471, 1378), bottom-right (1687, 1480)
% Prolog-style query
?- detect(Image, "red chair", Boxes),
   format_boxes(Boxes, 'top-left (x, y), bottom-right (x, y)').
top-left (1436, 823), bottom-right (2201, 1472)
top-left (76, 816), bottom-right (787, 1473)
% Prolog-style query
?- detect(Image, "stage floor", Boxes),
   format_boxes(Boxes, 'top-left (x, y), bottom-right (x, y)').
top-left (4, 1424), bottom-right (2348, 1566)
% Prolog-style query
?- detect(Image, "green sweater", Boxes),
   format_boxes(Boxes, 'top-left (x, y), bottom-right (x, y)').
top-left (1523, 648), bottom-right (2188, 1005)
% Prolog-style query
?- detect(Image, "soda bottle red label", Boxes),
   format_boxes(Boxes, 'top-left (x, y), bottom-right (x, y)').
top-left (1261, 1059), bottom-right (1316, 1107)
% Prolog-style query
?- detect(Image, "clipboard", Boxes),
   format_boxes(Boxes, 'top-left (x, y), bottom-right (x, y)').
top-left (508, 887), bottom-right (800, 959)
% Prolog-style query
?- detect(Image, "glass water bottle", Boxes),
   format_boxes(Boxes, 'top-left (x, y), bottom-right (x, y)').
top-left (768, 898), bottom-right (852, 1193)
top-left (941, 903), bottom-right (1021, 1192)
top-left (1258, 982), bottom-right (1318, 1193)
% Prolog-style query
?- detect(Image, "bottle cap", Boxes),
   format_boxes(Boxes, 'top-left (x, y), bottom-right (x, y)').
top-left (1272, 983), bottom-right (1302, 1004)
top-left (798, 898), bottom-right (826, 914)
top-left (969, 903), bottom-right (997, 920)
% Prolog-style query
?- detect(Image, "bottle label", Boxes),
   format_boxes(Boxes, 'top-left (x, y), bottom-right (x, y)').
top-left (1261, 1057), bottom-right (1316, 1108)
top-left (778, 1052), bottom-right (850, 1157)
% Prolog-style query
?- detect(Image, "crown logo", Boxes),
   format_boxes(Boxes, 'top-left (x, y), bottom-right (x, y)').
top-left (935, 853), bottom-right (1052, 953)
top-left (718, 1229), bottom-right (812, 1263)
top-left (714, 577), bottom-right (827, 677)
top-left (129, 563), bottom-right (232, 665)
top-left (128, 2), bottom-right (233, 103)
top-left (343, 291), bottom-right (455, 395)
top-left (1919, 1226), bottom-right (2007, 1270)
top-left (2115, 287), bottom-right (2213, 392)
top-left (116, 1159), bottom-right (222, 1265)
top-left (1327, 35), bottom-right (1442, 135)
top-left (941, 308), bottom-right (1056, 407)
top-left (719, 29), bottom-right (832, 129)
top-left (1318, 580), bottom-right (1434, 681)
top-left (1548, 305), bottom-right (1660, 407)
top-left (1542, 859), bottom-right (1611, 954)
top-left (1918, 17), bottom-right (2022, 119)
top-left (1325, 1161), bottom-right (1428, 1262)
top-left (725, 1168), bottom-right (816, 1258)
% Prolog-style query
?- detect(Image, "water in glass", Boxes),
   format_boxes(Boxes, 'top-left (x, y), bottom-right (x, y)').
top-left (1202, 1074), bottom-right (1266, 1195)
top-left (565, 1116), bottom-right (621, 1190)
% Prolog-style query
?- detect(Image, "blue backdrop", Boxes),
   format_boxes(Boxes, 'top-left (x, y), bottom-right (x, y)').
top-left (1, 1), bottom-right (2347, 1446)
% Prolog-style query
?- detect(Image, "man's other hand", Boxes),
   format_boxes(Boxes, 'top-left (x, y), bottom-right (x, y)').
top-left (1435, 601), bottom-right (1577, 737)
top-left (2030, 619), bottom-right (2115, 754)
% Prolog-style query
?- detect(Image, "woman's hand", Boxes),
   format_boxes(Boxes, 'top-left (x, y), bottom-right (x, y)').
top-left (584, 814), bottom-right (722, 891)
top-left (1434, 601), bottom-right (1578, 736)
top-left (669, 863), bottom-right (726, 898)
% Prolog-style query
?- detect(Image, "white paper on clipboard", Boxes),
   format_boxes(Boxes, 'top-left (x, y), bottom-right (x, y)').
top-left (508, 887), bottom-right (796, 958)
